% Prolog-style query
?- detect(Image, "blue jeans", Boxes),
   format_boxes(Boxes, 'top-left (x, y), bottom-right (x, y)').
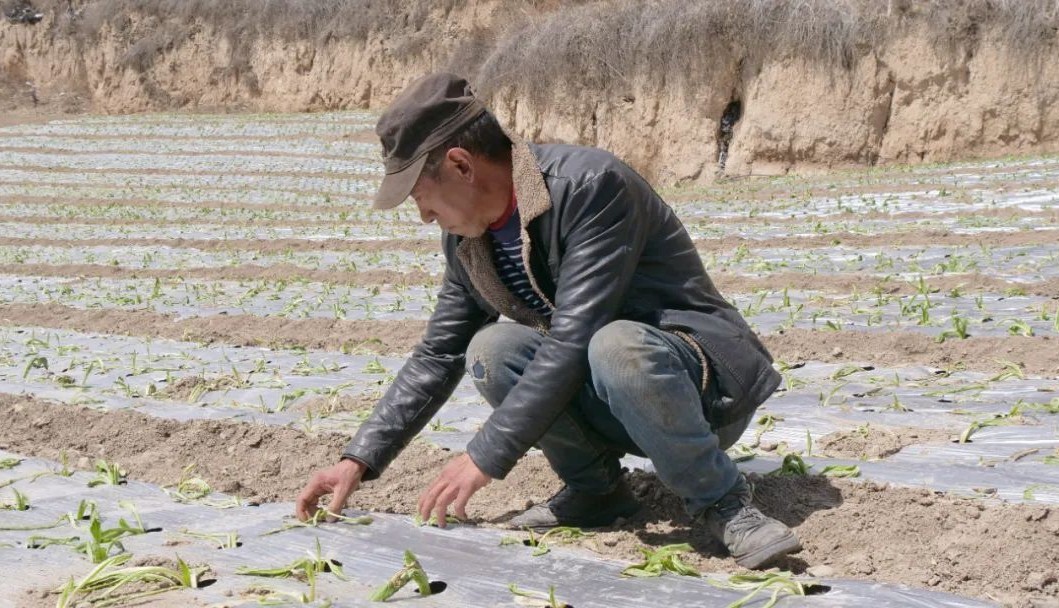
top-left (465, 320), bottom-right (754, 516)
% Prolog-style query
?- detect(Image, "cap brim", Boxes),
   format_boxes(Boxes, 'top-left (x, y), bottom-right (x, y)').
top-left (373, 154), bottom-right (428, 210)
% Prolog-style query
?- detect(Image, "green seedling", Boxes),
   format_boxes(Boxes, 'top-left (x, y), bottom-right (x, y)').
top-left (0, 457), bottom-right (22, 470)
top-left (87, 459), bottom-right (126, 487)
top-left (363, 358), bottom-right (388, 374)
top-left (710, 570), bottom-right (824, 608)
top-left (22, 355), bottom-right (48, 379)
top-left (370, 550), bottom-right (431, 601)
top-left (178, 529), bottom-right (241, 549)
top-left (936, 315), bottom-right (971, 343)
top-left (55, 553), bottom-right (208, 608)
top-left (1, 487), bottom-right (30, 511)
top-left (75, 501), bottom-right (151, 563)
top-left (1023, 483), bottom-right (1059, 500)
top-left (768, 453), bottom-right (812, 477)
top-left (427, 418), bottom-right (458, 432)
top-left (509, 583), bottom-right (569, 608)
top-left (621, 543), bottom-right (699, 577)
top-left (819, 465), bottom-right (861, 478)
top-left (1006, 319), bottom-right (1035, 337)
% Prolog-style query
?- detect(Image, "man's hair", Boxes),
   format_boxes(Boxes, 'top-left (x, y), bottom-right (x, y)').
top-left (421, 110), bottom-right (512, 178)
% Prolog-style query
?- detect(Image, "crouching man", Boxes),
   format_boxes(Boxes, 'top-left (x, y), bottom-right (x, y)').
top-left (296, 73), bottom-right (800, 568)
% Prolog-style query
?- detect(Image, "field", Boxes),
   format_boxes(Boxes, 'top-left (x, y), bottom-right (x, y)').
top-left (1, 112), bottom-right (1058, 607)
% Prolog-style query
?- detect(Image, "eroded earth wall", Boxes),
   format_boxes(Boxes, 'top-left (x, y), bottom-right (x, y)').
top-left (2, 0), bottom-right (1058, 184)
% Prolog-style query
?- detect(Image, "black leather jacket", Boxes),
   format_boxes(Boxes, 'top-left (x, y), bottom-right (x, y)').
top-left (343, 141), bottom-right (780, 480)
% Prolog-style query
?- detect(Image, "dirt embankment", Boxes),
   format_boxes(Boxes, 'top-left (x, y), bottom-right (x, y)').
top-left (2, 1), bottom-right (1058, 185)
top-left (2, 394), bottom-right (1058, 606)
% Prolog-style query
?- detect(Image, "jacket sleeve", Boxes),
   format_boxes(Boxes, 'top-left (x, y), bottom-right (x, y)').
top-left (465, 170), bottom-right (648, 479)
top-left (342, 261), bottom-right (491, 480)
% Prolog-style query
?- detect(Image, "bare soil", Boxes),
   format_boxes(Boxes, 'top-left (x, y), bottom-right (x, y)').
top-left (761, 329), bottom-right (1059, 378)
top-left (1, 262), bottom-right (1058, 301)
top-left (0, 263), bottom-right (440, 288)
top-left (1, 394), bottom-right (1056, 607)
top-left (0, 226), bottom-right (1055, 255)
top-left (0, 303), bottom-right (427, 356)
top-left (816, 425), bottom-right (955, 460)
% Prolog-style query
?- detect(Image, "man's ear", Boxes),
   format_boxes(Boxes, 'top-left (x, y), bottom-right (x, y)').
top-left (445, 148), bottom-right (474, 183)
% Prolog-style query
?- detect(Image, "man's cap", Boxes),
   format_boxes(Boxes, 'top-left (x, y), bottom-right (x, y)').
top-left (373, 73), bottom-right (487, 210)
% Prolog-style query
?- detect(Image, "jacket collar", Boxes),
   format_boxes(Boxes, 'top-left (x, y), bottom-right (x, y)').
top-left (455, 137), bottom-right (554, 330)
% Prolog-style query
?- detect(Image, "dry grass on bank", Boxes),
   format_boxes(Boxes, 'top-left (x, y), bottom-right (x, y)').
top-left (10, 0), bottom-right (1059, 97)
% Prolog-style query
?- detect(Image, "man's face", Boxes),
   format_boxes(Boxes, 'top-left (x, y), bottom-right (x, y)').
top-left (409, 149), bottom-right (493, 238)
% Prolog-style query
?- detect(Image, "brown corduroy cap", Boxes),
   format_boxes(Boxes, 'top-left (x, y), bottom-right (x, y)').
top-left (372, 73), bottom-right (487, 209)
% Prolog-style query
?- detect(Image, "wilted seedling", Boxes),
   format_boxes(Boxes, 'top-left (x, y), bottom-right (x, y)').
top-left (370, 549), bottom-right (432, 601)
top-left (819, 465), bottom-right (861, 478)
top-left (25, 534), bottom-right (80, 549)
top-left (413, 513), bottom-right (461, 527)
top-left (502, 526), bottom-right (594, 557)
top-left (726, 443), bottom-right (757, 463)
top-left (261, 509), bottom-right (372, 536)
top-left (710, 570), bottom-right (825, 608)
top-left (87, 459), bottom-right (126, 487)
top-left (509, 583), bottom-right (569, 608)
top-left (178, 529), bottom-right (241, 549)
top-left (621, 543), bottom-right (699, 577)
top-left (54, 552), bottom-right (208, 608)
top-left (0, 457), bottom-right (23, 470)
top-left (989, 359), bottom-right (1026, 382)
top-left (237, 538), bottom-right (344, 602)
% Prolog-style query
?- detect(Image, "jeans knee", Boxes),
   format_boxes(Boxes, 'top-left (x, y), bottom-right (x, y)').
top-left (465, 322), bottom-right (541, 388)
top-left (587, 320), bottom-right (648, 398)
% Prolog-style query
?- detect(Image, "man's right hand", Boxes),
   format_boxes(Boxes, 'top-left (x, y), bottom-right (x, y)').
top-left (295, 458), bottom-right (367, 522)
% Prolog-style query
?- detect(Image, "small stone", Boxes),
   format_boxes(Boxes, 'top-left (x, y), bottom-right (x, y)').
top-left (1023, 572), bottom-right (1047, 591)
top-left (831, 347), bottom-right (843, 357)
top-left (806, 565), bottom-right (835, 578)
top-left (1027, 508), bottom-right (1049, 522)
top-left (603, 537), bottom-right (619, 547)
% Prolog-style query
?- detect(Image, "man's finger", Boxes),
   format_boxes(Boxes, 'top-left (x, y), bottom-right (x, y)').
top-left (433, 486), bottom-right (459, 529)
top-left (295, 486), bottom-right (321, 521)
top-left (327, 479), bottom-right (352, 521)
top-left (453, 488), bottom-right (471, 521)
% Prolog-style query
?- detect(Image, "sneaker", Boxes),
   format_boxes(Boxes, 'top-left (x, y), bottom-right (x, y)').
top-left (702, 475), bottom-right (802, 569)
top-left (508, 480), bottom-right (641, 529)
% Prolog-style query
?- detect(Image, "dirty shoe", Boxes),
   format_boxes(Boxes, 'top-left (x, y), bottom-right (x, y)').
top-left (509, 480), bottom-right (641, 529)
top-left (702, 475), bottom-right (802, 569)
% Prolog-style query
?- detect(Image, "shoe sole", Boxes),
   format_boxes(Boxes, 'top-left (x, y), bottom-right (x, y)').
top-left (732, 531), bottom-right (802, 569)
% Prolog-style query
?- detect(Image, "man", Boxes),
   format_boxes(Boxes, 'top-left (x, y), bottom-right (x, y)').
top-left (296, 73), bottom-right (800, 569)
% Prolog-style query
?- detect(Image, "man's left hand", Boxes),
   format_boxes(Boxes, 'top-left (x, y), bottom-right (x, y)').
top-left (417, 453), bottom-right (492, 527)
